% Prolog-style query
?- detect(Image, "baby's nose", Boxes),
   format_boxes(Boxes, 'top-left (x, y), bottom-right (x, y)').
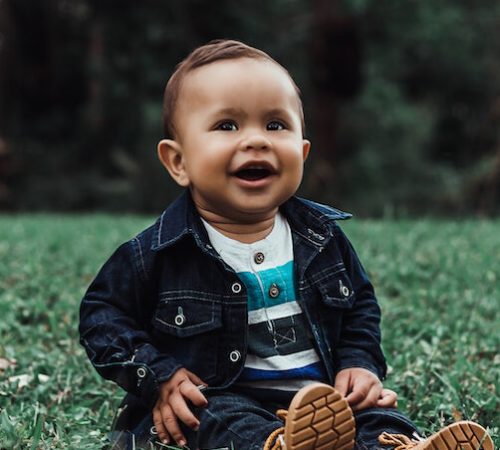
top-left (241, 133), bottom-right (272, 151)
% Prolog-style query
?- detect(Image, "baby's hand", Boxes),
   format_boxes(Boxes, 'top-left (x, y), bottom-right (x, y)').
top-left (334, 367), bottom-right (397, 411)
top-left (152, 368), bottom-right (208, 446)
top-left (377, 387), bottom-right (398, 408)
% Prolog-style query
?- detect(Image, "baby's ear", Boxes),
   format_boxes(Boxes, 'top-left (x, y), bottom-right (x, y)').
top-left (302, 139), bottom-right (311, 161)
top-left (157, 139), bottom-right (190, 187)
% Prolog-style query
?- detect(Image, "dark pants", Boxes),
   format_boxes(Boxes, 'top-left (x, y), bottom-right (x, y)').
top-left (110, 388), bottom-right (419, 450)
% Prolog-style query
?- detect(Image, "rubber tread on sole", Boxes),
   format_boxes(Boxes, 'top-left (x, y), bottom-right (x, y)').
top-left (283, 383), bottom-right (355, 450)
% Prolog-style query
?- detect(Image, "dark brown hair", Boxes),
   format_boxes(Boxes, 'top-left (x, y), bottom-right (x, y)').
top-left (162, 39), bottom-right (305, 139)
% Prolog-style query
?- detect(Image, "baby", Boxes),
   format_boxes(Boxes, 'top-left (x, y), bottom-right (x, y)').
top-left (79, 40), bottom-right (493, 450)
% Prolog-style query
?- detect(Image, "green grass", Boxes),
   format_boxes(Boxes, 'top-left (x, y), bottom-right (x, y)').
top-left (0, 215), bottom-right (498, 449)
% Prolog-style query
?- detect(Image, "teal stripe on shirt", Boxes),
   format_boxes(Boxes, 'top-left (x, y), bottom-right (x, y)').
top-left (237, 261), bottom-right (296, 311)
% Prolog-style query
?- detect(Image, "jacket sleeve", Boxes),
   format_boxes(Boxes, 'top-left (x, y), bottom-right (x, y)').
top-left (79, 238), bottom-right (182, 409)
top-left (333, 225), bottom-right (387, 380)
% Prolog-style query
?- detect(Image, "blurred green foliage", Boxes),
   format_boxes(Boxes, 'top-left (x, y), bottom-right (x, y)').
top-left (0, 0), bottom-right (499, 215)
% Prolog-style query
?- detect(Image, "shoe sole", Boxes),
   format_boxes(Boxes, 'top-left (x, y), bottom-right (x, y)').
top-left (284, 383), bottom-right (355, 450)
top-left (420, 421), bottom-right (494, 450)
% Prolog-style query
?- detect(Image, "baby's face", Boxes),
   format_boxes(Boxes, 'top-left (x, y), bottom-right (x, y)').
top-left (161, 57), bottom-right (310, 223)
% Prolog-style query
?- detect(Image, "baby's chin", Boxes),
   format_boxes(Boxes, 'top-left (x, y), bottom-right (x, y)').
top-left (191, 188), bottom-right (293, 225)
top-left (206, 206), bottom-right (280, 226)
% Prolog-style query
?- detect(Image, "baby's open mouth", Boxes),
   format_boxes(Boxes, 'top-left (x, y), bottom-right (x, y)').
top-left (235, 167), bottom-right (273, 181)
top-left (233, 161), bottom-right (277, 181)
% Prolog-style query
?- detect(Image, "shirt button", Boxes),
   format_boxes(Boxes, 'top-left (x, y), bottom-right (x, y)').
top-left (254, 252), bottom-right (265, 264)
top-left (231, 282), bottom-right (242, 294)
top-left (137, 367), bottom-right (147, 378)
top-left (269, 283), bottom-right (280, 298)
top-left (229, 350), bottom-right (241, 362)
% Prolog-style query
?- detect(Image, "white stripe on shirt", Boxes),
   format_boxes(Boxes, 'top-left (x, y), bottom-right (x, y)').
top-left (244, 348), bottom-right (321, 370)
top-left (247, 301), bottom-right (303, 325)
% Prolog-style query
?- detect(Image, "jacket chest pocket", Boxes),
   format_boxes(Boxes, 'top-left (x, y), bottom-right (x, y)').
top-left (318, 269), bottom-right (355, 309)
top-left (153, 295), bottom-right (223, 337)
top-left (311, 269), bottom-right (355, 350)
top-left (152, 294), bottom-right (224, 381)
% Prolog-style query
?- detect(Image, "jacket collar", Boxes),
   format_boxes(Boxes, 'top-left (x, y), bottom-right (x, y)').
top-left (151, 190), bottom-right (208, 251)
top-left (151, 190), bottom-right (352, 252)
top-left (280, 196), bottom-right (352, 248)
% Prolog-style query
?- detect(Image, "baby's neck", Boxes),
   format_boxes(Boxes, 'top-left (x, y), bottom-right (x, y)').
top-left (197, 208), bottom-right (277, 244)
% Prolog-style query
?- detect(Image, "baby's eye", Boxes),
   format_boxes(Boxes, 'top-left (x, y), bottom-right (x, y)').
top-left (216, 121), bottom-right (238, 131)
top-left (267, 121), bottom-right (285, 131)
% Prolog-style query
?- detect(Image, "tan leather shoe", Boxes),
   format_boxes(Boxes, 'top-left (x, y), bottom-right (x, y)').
top-left (379, 421), bottom-right (494, 450)
top-left (264, 383), bottom-right (355, 450)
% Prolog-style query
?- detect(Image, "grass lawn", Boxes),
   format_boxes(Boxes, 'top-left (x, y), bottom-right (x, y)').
top-left (0, 214), bottom-right (498, 449)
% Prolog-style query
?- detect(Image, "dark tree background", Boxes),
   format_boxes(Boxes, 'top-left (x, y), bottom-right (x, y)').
top-left (0, 0), bottom-right (499, 216)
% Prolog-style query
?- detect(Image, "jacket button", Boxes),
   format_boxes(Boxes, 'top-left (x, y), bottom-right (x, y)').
top-left (339, 280), bottom-right (350, 297)
top-left (231, 282), bottom-right (242, 294)
top-left (174, 313), bottom-right (186, 326)
top-left (269, 283), bottom-right (280, 298)
top-left (137, 367), bottom-right (147, 378)
top-left (254, 252), bottom-right (265, 264)
top-left (229, 350), bottom-right (241, 362)
top-left (174, 306), bottom-right (186, 326)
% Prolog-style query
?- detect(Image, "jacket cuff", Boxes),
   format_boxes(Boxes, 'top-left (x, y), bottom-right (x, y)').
top-left (128, 343), bottom-right (183, 409)
top-left (336, 347), bottom-right (387, 381)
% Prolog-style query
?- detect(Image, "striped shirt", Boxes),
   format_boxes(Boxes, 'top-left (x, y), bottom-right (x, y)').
top-left (202, 213), bottom-right (327, 392)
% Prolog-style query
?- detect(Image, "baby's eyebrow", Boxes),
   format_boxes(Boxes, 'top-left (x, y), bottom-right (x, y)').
top-left (265, 108), bottom-right (290, 117)
top-left (210, 107), bottom-right (294, 123)
top-left (213, 107), bottom-right (247, 118)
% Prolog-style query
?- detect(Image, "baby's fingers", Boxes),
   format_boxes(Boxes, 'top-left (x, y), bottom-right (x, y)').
top-left (153, 404), bottom-right (171, 445)
top-left (170, 391), bottom-right (200, 431)
top-left (345, 387), bottom-right (366, 407)
top-left (186, 370), bottom-right (207, 389)
top-left (377, 388), bottom-right (398, 408)
top-left (180, 379), bottom-right (208, 407)
top-left (334, 371), bottom-right (350, 398)
top-left (161, 401), bottom-right (187, 446)
top-left (349, 384), bottom-right (380, 411)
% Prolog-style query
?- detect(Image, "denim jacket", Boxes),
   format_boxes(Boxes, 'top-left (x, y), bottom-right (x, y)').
top-left (79, 191), bottom-right (387, 410)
